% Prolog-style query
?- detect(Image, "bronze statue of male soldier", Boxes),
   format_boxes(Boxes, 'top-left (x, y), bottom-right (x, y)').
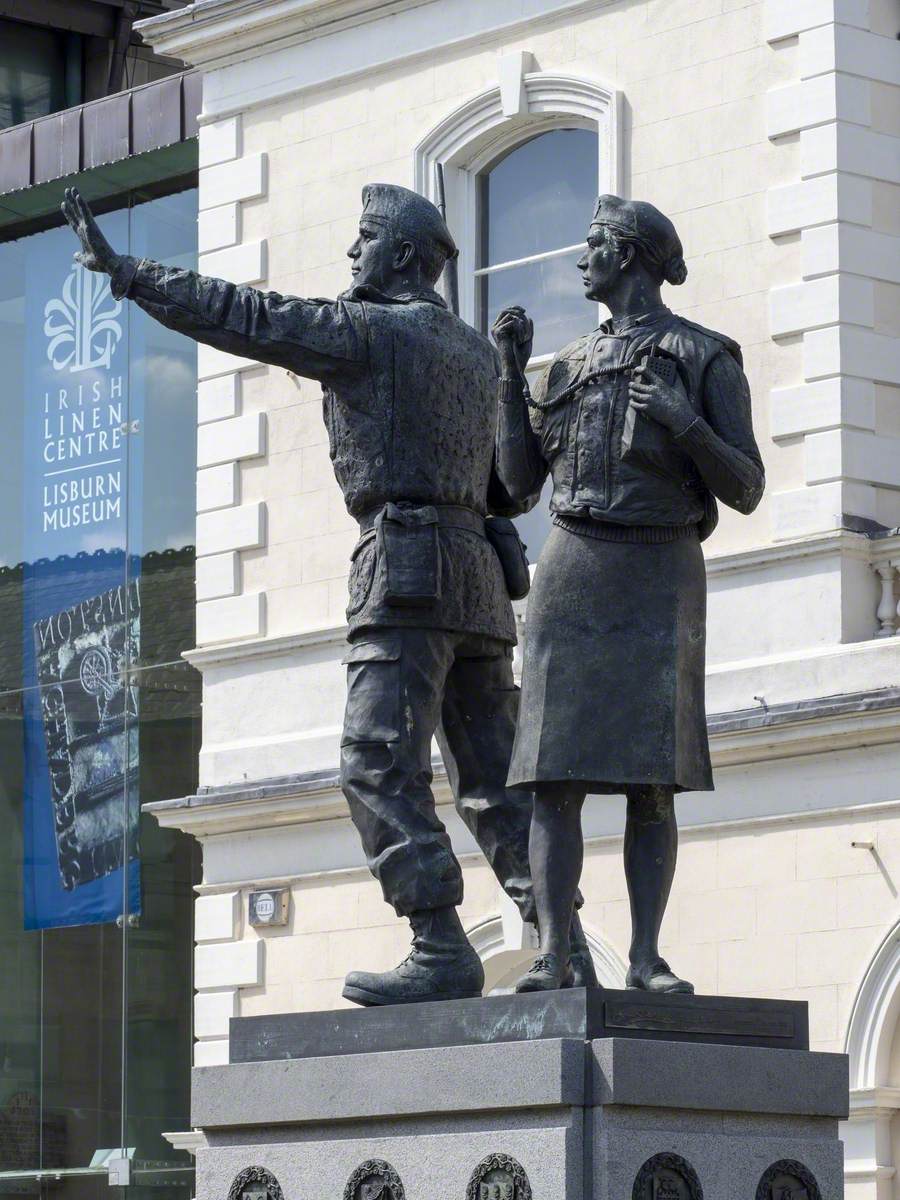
top-left (62, 183), bottom-right (596, 1006)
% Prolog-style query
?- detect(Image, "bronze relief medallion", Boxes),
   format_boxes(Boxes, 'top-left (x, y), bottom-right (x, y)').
top-left (632, 1152), bottom-right (703, 1200)
top-left (465, 1153), bottom-right (532, 1200)
top-left (755, 1159), bottom-right (821, 1200)
top-left (343, 1158), bottom-right (406, 1200)
top-left (227, 1166), bottom-right (285, 1200)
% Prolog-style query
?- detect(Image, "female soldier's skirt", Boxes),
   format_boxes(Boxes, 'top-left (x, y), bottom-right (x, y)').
top-left (507, 517), bottom-right (713, 794)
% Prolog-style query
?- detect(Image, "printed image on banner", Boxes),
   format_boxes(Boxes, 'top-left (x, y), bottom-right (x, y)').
top-left (21, 216), bottom-right (143, 930)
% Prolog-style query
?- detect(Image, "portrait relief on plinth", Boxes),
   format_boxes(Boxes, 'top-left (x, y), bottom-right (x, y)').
top-left (632, 1152), bottom-right (703, 1200)
top-left (755, 1159), bottom-right (821, 1200)
top-left (227, 1166), bottom-right (284, 1200)
top-left (466, 1153), bottom-right (532, 1200)
top-left (343, 1159), bottom-right (406, 1200)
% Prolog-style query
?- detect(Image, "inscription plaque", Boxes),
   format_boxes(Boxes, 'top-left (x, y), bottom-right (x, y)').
top-left (343, 1158), bottom-right (406, 1200)
top-left (756, 1159), bottom-right (822, 1200)
top-left (632, 1153), bottom-right (703, 1200)
top-left (227, 1167), bottom-right (284, 1200)
top-left (466, 1153), bottom-right (532, 1200)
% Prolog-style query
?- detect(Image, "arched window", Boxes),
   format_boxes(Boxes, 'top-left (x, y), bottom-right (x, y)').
top-left (476, 128), bottom-right (599, 549)
top-left (475, 127), bottom-right (599, 359)
top-left (415, 73), bottom-right (619, 552)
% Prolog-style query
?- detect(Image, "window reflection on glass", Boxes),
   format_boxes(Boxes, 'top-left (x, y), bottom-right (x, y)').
top-left (480, 128), bottom-right (599, 267)
top-left (477, 127), bottom-right (599, 553)
top-left (481, 249), bottom-right (588, 359)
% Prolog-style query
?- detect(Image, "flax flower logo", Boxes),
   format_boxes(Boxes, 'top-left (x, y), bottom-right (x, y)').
top-left (44, 264), bottom-right (123, 373)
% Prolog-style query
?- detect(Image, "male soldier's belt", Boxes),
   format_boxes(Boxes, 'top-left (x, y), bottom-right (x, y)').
top-left (357, 503), bottom-right (486, 536)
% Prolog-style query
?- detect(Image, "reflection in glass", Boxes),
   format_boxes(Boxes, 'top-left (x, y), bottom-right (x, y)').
top-left (0, 185), bottom-right (199, 1194)
top-left (480, 128), bottom-right (598, 267)
top-left (482, 250), bottom-right (595, 359)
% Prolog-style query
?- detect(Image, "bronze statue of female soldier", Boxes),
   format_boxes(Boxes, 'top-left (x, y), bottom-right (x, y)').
top-left (493, 195), bottom-right (765, 994)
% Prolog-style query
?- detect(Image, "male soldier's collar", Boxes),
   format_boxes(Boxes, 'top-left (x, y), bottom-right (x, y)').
top-left (338, 282), bottom-right (448, 307)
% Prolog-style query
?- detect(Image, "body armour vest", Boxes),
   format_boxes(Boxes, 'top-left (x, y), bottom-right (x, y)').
top-left (530, 311), bottom-right (742, 535)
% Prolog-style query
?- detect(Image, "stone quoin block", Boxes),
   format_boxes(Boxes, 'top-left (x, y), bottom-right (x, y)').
top-left (199, 152), bottom-right (267, 210)
top-left (199, 115), bottom-right (241, 168)
top-left (769, 275), bottom-right (874, 338)
top-left (802, 223), bottom-right (900, 283)
top-left (194, 939), bottom-right (263, 990)
top-left (805, 428), bottom-right (900, 488)
top-left (198, 374), bottom-right (241, 424)
top-left (197, 464), bottom-right (239, 514)
top-left (196, 592), bottom-right (266, 644)
top-left (196, 551), bottom-right (240, 601)
top-left (198, 343), bottom-right (259, 380)
top-left (199, 202), bottom-right (240, 254)
top-left (196, 501), bottom-right (265, 556)
top-left (767, 74), bottom-right (870, 141)
top-left (199, 239), bottom-right (267, 286)
top-left (770, 377), bottom-right (875, 440)
top-left (195, 891), bottom-right (241, 942)
top-left (767, 173), bottom-right (872, 237)
top-left (764, 0), bottom-right (870, 43)
top-left (194, 990), bottom-right (239, 1040)
top-left (193, 1039), bottom-right (230, 1068)
top-left (800, 23), bottom-right (900, 85)
top-left (197, 412), bottom-right (266, 469)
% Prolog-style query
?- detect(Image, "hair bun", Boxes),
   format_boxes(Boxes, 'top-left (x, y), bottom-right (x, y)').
top-left (664, 255), bottom-right (688, 286)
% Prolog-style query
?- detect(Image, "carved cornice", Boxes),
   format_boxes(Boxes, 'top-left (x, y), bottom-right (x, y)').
top-left (136, 0), bottom-right (610, 80)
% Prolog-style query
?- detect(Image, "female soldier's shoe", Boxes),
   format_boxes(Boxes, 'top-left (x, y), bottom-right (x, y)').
top-left (342, 906), bottom-right (484, 1006)
top-left (515, 953), bottom-right (575, 992)
top-left (626, 957), bottom-right (694, 994)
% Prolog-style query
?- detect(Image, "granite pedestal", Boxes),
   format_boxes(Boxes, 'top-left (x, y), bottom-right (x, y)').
top-left (191, 990), bottom-right (847, 1200)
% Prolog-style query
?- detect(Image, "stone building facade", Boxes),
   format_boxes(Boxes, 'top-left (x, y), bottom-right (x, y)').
top-left (136, 1), bottom-right (900, 1195)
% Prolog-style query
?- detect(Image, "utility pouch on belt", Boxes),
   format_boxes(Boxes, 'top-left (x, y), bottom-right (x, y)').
top-left (621, 351), bottom-right (683, 477)
top-left (376, 503), bottom-right (440, 607)
top-left (485, 516), bottom-right (531, 601)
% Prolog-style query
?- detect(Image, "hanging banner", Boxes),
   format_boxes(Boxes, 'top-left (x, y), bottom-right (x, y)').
top-left (21, 218), bottom-right (142, 930)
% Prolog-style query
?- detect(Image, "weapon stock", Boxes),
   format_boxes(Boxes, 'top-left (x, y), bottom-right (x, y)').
top-left (434, 162), bottom-right (460, 317)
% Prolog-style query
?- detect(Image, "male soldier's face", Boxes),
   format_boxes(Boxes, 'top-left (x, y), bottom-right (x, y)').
top-left (347, 217), bottom-right (406, 290)
top-left (577, 224), bottom-right (623, 303)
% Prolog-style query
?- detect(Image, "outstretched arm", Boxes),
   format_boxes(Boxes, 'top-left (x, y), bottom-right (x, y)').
top-left (491, 306), bottom-right (548, 508)
top-left (61, 187), bottom-right (367, 384)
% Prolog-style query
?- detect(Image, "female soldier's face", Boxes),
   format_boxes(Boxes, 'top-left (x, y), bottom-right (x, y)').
top-left (576, 225), bottom-right (623, 302)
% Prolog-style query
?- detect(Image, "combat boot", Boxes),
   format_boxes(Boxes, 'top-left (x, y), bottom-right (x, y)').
top-left (342, 906), bottom-right (485, 1006)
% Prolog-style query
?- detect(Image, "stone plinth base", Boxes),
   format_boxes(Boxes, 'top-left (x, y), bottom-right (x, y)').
top-left (192, 995), bottom-right (847, 1200)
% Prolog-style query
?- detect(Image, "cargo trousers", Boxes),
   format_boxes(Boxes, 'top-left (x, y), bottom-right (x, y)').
top-left (339, 626), bottom-right (537, 920)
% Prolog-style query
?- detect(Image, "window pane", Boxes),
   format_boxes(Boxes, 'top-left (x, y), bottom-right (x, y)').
top-left (0, 20), bottom-right (67, 130)
top-left (480, 128), bottom-right (597, 267)
top-left (482, 250), bottom-right (594, 359)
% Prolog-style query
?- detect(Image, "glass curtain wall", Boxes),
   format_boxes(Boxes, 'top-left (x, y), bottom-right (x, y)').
top-left (476, 127), bottom-right (599, 552)
top-left (0, 186), bottom-right (200, 1199)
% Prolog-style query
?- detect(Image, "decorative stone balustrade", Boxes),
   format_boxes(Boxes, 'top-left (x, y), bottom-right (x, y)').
top-left (870, 535), bottom-right (900, 637)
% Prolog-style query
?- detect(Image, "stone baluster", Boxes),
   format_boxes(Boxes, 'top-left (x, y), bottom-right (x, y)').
top-left (874, 561), bottom-right (898, 637)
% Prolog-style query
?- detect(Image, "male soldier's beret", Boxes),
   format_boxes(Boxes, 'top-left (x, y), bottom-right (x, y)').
top-left (361, 183), bottom-right (458, 260)
top-left (591, 194), bottom-right (687, 285)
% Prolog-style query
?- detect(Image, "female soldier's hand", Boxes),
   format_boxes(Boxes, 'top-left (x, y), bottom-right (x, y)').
top-left (491, 306), bottom-right (534, 379)
top-left (628, 361), bottom-right (695, 435)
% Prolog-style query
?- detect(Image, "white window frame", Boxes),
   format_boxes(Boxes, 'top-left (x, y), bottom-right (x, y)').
top-left (414, 71), bottom-right (622, 370)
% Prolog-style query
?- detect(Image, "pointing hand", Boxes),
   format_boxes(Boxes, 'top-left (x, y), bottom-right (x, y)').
top-left (61, 187), bottom-right (119, 275)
